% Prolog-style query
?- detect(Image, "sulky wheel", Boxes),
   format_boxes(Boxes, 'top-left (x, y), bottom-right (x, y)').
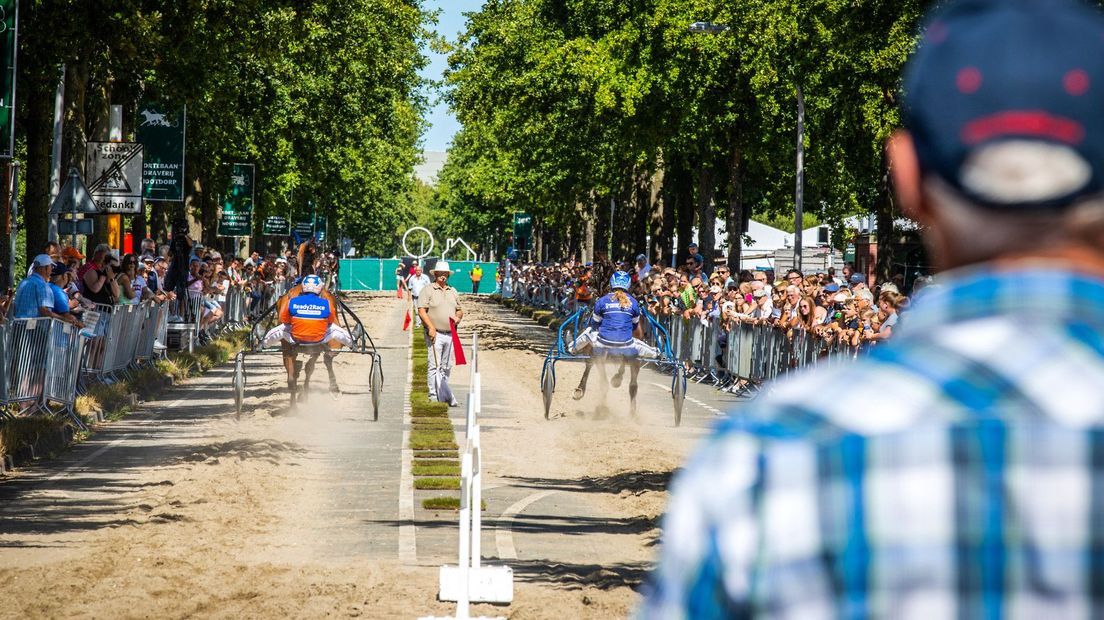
top-left (233, 351), bottom-right (246, 420)
top-left (541, 358), bottom-right (556, 420)
top-left (370, 353), bottom-right (384, 421)
top-left (672, 364), bottom-right (687, 427)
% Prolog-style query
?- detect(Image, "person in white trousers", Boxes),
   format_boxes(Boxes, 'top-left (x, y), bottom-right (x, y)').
top-left (417, 260), bottom-right (463, 406)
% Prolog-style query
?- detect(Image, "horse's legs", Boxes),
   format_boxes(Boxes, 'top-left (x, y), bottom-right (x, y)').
top-left (594, 356), bottom-right (610, 417)
top-left (283, 349), bottom-right (298, 405)
top-left (611, 358), bottom-right (627, 388)
top-left (573, 358), bottom-right (593, 400)
top-left (628, 360), bottom-right (641, 420)
top-left (302, 351), bottom-right (320, 400)
top-left (324, 352), bottom-right (340, 394)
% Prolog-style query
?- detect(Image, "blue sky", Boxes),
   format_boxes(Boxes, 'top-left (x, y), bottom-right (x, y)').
top-left (420, 0), bottom-right (485, 152)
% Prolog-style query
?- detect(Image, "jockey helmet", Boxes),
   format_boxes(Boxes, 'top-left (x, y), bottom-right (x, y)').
top-left (301, 275), bottom-right (323, 294)
top-left (609, 270), bottom-right (631, 291)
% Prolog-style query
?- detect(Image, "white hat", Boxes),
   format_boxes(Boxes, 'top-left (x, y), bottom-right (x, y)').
top-left (432, 261), bottom-right (451, 274)
top-left (32, 254), bottom-right (54, 268)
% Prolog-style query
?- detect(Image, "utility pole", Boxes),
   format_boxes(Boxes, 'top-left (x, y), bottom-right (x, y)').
top-left (8, 161), bottom-right (18, 289)
top-left (47, 64), bottom-right (65, 244)
top-left (794, 85), bottom-right (805, 273)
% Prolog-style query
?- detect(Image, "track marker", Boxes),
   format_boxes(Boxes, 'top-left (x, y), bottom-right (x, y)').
top-left (648, 381), bottom-right (726, 417)
top-left (495, 489), bottom-right (558, 560)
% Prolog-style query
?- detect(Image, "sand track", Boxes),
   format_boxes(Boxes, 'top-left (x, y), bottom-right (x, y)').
top-left (0, 293), bottom-right (729, 619)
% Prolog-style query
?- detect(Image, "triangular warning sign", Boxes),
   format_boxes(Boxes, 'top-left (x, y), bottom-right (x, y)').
top-left (101, 162), bottom-right (131, 192)
top-left (49, 167), bottom-right (100, 214)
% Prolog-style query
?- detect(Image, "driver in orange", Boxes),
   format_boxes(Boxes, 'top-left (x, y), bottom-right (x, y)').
top-left (263, 275), bottom-right (351, 346)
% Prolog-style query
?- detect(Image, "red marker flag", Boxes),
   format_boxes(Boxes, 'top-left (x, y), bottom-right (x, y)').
top-left (450, 318), bottom-right (467, 366)
top-left (402, 309), bottom-right (412, 331)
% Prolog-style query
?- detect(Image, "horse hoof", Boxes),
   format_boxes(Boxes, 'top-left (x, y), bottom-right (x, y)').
top-left (572, 387), bottom-right (586, 401)
top-left (610, 374), bottom-right (623, 388)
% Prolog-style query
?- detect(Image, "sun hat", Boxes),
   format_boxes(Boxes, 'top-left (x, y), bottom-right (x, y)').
top-left (902, 0), bottom-right (1104, 209)
top-left (432, 261), bottom-right (452, 274)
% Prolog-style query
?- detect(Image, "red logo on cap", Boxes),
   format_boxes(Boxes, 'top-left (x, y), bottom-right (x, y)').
top-left (956, 67), bottom-right (982, 94)
top-left (1064, 69), bottom-right (1090, 96)
top-left (962, 111), bottom-right (1085, 145)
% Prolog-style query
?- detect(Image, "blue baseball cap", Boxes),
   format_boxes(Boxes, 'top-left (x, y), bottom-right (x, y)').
top-left (824, 283), bottom-right (840, 293)
top-left (903, 0), bottom-right (1104, 209)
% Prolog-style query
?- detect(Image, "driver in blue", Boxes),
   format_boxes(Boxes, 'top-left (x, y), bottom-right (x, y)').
top-left (592, 270), bottom-right (643, 348)
top-left (569, 271), bottom-right (659, 405)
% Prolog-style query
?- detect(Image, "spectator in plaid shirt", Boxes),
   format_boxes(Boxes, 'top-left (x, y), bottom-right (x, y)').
top-left (642, 0), bottom-right (1104, 617)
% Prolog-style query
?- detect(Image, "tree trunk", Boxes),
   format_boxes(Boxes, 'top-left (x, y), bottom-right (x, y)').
top-left (21, 70), bottom-right (54, 264)
top-left (696, 164), bottom-right (716, 270)
top-left (725, 146), bottom-right (744, 273)
top-left (667, 157), bottom-right (694, 269)
top-left (533, 217), bottom-right (543, 262)
top-left (874, 151), bottom-right (896, 286)
top-left (632, 168), bottom-right (649, 260)
top-left (648, 151), bottom-right (669, 266)
top-left (582, 198), bottom-right (595, 264)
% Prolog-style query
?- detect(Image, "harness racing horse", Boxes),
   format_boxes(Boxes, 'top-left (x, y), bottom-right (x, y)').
top-left (279, 242), bottom-right (340, 404)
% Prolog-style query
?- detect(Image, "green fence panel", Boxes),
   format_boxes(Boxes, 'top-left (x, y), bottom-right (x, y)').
top-left (445, 261), bottom-right (499, 295)
top-left (339, 259), bottom-right (500, 294)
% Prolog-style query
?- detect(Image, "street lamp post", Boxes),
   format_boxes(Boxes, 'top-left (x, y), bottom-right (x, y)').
top-left (794, 85), bottom-right (804, 273)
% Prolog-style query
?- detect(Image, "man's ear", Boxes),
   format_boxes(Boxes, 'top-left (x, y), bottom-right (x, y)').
top-left (886, 131), bottom-right (928, 223)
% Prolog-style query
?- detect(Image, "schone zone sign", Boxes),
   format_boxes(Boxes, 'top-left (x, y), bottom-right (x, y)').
top-left (85, 141), bottom-right (144, 214)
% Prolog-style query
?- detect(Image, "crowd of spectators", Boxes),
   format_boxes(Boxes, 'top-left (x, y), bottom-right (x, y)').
top-left (507, 244), bottom-right (921, 351)
top-left (3, 237), bottom-right (341, 344)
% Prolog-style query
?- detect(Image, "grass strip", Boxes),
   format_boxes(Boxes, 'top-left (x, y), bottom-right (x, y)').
top-left (414, 477), bottom-right (461, 490)
top-left (421, 497), bottom-right (486, 511)
top-left (412, 462), bottom-right (461, 476)
top-left (414, 450), bottom-right (459, 459)
top-left (410, 429), bottom-right (457, 451)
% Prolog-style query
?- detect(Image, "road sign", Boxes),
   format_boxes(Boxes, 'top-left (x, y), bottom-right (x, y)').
top-left (262, 215), bottom-right (290, 236)
top-left (57, 217), bottom-right (93, 236)
top-left (217, 163), bottom-right (254, 237)
top-left (49, 167), bottom-right (97, 214)
top-left (292, 221), bottom-right (313, 243)
top-left (137, 102), bottom-right (185, 201)
top-left (85, 141), bottom-right (144, 213)
top-left (0, 1), bottom-right (17, 159)
top-left (513, 212), bottom-right (532, 252)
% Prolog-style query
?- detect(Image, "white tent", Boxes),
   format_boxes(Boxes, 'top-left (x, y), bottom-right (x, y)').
top-left (707, 220), bottom-right (829, 270)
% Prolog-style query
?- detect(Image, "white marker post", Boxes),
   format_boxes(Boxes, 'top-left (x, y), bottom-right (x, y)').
top-left (424, 334), bottom-right (513, 620)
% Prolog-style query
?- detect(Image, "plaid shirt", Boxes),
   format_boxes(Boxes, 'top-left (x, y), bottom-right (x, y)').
top-left (12, 272), bottom-right (52, 319)
top-left (642, 264), bottom-right (1104, 619)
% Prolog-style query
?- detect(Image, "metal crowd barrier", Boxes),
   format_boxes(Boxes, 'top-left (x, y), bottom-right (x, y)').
top-left (510, 280), bottom-right (573, 317)
top-left (8, 317), bottom-right (87, 429)
top-left (641, 311), bottom-right (876, 393)
top-left (0, 281), bottom-right (254, 431)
